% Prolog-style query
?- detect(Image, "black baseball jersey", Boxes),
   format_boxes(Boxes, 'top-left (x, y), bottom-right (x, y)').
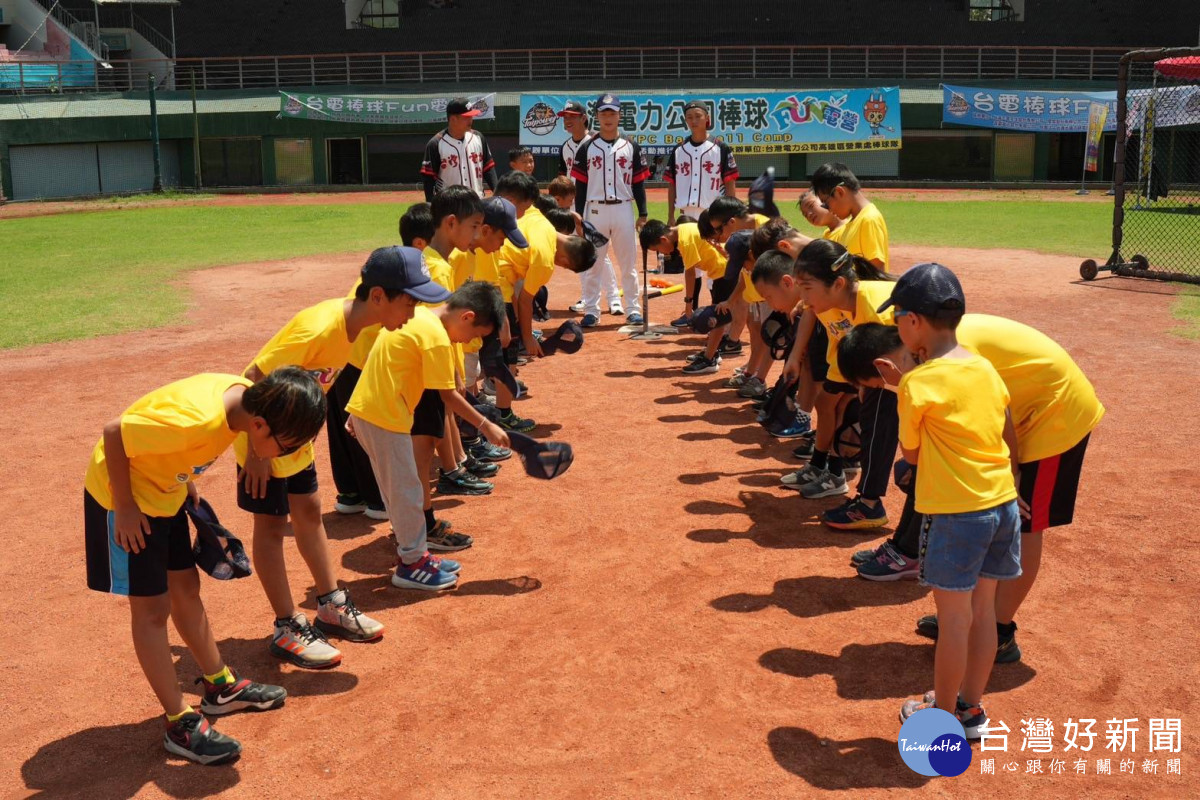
top-left (420, 129), bottom-right (495, 196)
top-left (559, 134), bottom-right (592, 180)
top-left (665, 138), bottom-right (739, 210)
top-left (570, 136), bottom-right (650, 202)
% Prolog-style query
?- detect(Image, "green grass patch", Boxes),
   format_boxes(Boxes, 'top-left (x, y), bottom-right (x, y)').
top-left (0, 198), bottom-right (1123, 349)
top-left (1170, 287), bottom-right (1200, 339)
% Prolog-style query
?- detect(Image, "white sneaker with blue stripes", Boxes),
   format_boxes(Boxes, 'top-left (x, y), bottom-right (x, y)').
top-left (392, 554), bottom-right (458, 591)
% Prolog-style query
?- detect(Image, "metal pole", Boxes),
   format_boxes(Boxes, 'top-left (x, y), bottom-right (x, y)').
top-left (1076, 142), bottom-right (1090, 195)
top-left (149, 72), bottom-right (163, 192)
top-left (191, 67), bottom-right (202, 188)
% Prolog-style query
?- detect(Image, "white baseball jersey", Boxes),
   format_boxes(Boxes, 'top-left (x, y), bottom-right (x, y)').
top-left (559, 134), bottom-right (592, 181)
top-left (666, 138), bottom-right (739, 211)
top-left (570, 136), bottom-right (649, 203)
top-left (420, 129), bottom-right (495, 196)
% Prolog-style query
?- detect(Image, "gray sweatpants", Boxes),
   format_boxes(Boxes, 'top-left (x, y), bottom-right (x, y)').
top-left (350, 415), bottom-right (427, 565)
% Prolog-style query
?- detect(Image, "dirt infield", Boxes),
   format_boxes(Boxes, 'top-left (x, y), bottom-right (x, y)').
top-left (2, 245), bottom-right (1195, 798)
top-left (0, 186), bottom-right (1111, 220)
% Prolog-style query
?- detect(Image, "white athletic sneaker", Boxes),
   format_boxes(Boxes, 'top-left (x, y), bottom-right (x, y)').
top-left (315, 588), bottom-right (384, 642)
top-left (269, 613), bottom-right (343, 668)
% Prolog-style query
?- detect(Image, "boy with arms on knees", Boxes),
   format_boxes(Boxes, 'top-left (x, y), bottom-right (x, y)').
top-left (238, 246), bottom-right (429, 667)
top-left (347, 251), bottom-right (510, 590)
top-left (839, 316), bottom-right (1102, 660)
top-left (809, 162), bottom-right (889, 270)
top-left (85, 368), bottom-right (326, 763)
top-left (329, 204), bottom-right (434, 520)
top-left (883, 263), bottom-right (1022, 736)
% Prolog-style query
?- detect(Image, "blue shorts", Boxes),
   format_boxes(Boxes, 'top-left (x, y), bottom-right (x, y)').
top-left (918, 500), bottom-right (1022, 592)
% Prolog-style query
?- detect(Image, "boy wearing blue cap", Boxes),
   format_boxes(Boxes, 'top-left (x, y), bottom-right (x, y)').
top-left (883, 263), bottom-right (1022, 738)
top-left (347, 249), bottom-right (510, 592)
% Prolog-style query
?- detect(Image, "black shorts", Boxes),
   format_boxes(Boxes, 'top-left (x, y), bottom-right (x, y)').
top-left (823, 379), bottom-right (856, 395)
top-left (808, 324), bottom-right (830, 383)
top-left (503, 303), bottom-right (520, 365)
top-left (85, 490), bottom-right (194, 597)
top-left (710, 275), bottom-right (738, 306)
top-left (236, 462), bottom-right (319, 516)
top-left (1019, 433), bottom-right (1090, 534)
top-left (411, 389), bottom-right (446, 438)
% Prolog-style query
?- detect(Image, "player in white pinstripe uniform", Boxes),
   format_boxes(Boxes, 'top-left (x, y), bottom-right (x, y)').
top-left (557, 100), bottom-right (622, 315)
top-left (665, 100), bottom-right (739, 327)
top-left (571, 94), bottom-right (650, 327)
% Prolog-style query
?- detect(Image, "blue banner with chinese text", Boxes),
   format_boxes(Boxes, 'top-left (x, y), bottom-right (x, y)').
top-left (942, 85), bottom-right (1117, 133)
top-left (519, 89), bottom-right (902, 156)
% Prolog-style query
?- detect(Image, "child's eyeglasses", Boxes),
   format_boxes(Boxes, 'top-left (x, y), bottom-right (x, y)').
top-left (272, 434), bottom-right (306, 457)
top-left (893, 308), bottom-right (912, 318)
top-left (818, 182), bottom-right (847, 209)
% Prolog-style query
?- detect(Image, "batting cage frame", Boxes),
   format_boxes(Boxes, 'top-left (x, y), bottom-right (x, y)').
top-left (1081, 47), bottom-right (1200, 284)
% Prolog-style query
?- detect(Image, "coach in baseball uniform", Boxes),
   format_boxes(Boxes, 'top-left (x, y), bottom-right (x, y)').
top-left (558, 100), bottom-right (622, 316)
top-left (665, 100), bottom-right (739, 326)
top-left (420, 97), bottom-right (498, 201)
top-left (571, 93), bottom-right (650, 327)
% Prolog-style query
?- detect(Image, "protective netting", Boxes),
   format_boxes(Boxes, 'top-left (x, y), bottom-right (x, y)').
top-left (1108, 50), bottom-right (1200, 283)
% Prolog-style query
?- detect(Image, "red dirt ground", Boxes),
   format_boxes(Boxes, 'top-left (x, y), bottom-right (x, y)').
top-left (2, 245), bottom-right (1196, 798)
top-left (0, 186), bottom-right (1111, 220)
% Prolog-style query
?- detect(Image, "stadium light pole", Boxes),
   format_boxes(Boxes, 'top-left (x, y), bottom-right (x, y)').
top-left (149, 73), bottom-right (163, 193)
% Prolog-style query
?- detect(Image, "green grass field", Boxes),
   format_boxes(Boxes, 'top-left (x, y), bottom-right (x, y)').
top-left (2, 196), bottom-right (1193, 349)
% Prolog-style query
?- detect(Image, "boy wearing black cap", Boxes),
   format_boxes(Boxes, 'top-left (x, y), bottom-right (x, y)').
top-left (421, 97), bottom-right (498, 201)
top-left (882, 264), bottom-right (1022, 738)
top-left (571, 93), bottom-right (650, 327)
top-left (347, 249), bottom-right (511, 591)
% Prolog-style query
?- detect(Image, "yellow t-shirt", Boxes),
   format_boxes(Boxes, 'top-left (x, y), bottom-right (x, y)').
top-left (898, 354), bottom-right (1018, 515)
top-left (741, 214), bottom-right (772, 302)
top-left (498, 207), bottom-right (557, 300)
top-left (84, 374), bottom-right (251, 517)
top-left (677, 223), bottom-right (727, 281)
top-left (345, 279), bottom-right (381, 370)
top-left (347, 306), bottom-right (457, 434)
top-left (817, 280), bottom-right (896, 383)
top-left (235, 297), bottom-right (352, 477)
top-left (450, 248), bottom-right (490, 355)
top-left (472, 248), bottom-right (501, 287)
top-left (957, 314), bottom-right (1105, 463)
top-left (835, 201), bottom-right (889, 271)
top-left (423, 247), bottom-right (465, 380)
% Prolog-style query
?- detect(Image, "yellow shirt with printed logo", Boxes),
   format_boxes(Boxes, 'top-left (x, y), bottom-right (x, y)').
top-left (498, 207), bottom-right (557, 299)
top-left (347, 306), bottom-right (457, 435)
top-left (957, 314), bottom-right (1105, 463)
top-left (236, 297), bottom-right (352, 477)
top-left (898, 355), bottom-right (1018, 515)
top-left (834, 201), bottom-right (889, 271)
top-left (817, 280), bottom-right (896, 383)
top-left (85, 374), bottom-right (251, 517)
top-left (677, 223), bottom-right (727, 282)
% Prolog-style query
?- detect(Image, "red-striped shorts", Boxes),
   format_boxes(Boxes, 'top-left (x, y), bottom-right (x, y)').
top-left (1018, 433), bottom-right (1091, 534)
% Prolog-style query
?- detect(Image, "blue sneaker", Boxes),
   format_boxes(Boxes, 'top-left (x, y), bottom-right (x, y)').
top-left (581, 313), bottom-right (600, 328)
top-left (822, 497), bottom-right (889, 530)
top-left (427, 554), bottom-right (461, 574)
top-left (468, 438), bottom-right (512, 462)
top-left (768, 421), bottom-right (811, 439)
top-left (627, 312), bottom-right (644, 325)
top-left (391, 553), bottom-right (458, 591)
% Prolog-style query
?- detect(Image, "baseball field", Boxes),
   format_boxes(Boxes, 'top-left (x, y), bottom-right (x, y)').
top-left (2, 188), bottom-right (1197, 797)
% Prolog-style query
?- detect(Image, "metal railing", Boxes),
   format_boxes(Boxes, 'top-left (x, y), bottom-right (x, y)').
top-left (96, 7), bottom-right (175, 58)
top-left (30, 0), bottom-right (108, 61)
top-left (0, 44), bottom-right (1130, 95)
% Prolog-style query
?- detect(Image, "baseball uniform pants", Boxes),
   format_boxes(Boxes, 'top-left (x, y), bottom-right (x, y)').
top-left (582, 200), bottom-right (641, 318)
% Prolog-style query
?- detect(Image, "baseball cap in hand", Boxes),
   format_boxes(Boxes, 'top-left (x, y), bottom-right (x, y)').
top-left (483, 197), bottom-right (528, 248)
top-left (596, 93), bottom-right (621, 112)
top-left (690, 304), bottom-right (734, 334)
top-left (724, 229), bottom-right (754, 274)
top-left (478, 333), bottom-right (521, 398)
top-left (185, 497), bottom-right (252, 580)
top-left (749, 167), bottom-right (780, 218)
top-left (361, 246), bottom-right (451, 304)
top-left (557, 100), bottom-right (587, 117)
top-left (446, 97), bottom-right (482, 118)
top-left (539, 320), bottom-right (585, 356)
top-left (760, 311), bottom-right (795, 361)
top-left (877, 262), bottom-right (966, 318)
top-left (582, 220), bottom-right (609, 248)
top-left (507, 431), bottom-right (574, 479)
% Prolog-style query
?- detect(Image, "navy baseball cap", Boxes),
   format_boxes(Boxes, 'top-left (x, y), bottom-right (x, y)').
top-left (683, 100), bottom-right (709, 114)
top-left (507, 431), bottom-right (574, 480)
top-left (360, 246), bottom-right (451, 304)
top-left (557, 100), bottom-right (587, 117)
top-left (581, 220), bottom-right (609, 248)
top-left (447, 97), bottom-right (482, 118)
top-left (724, 229), bottom-right (753, 274)
top-left (482, 197), bottom-right (528, 248)
top-left (596, 93), bottom-right (621, 112)
top-left (185, 497), bottom-right (252, 580)
top-left (539, 320), bottom-right (585, 356)
top-left (877, 262), bottom-right (966, 319)
top-left (749, 167), bottom-right (780, 218)
top-left (690, 305), bottom-right (734, 334)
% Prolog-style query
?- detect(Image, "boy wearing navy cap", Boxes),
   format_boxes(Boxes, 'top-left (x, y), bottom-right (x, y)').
top-left (571, 93), bottom-right (651, 327)
top-left (884, 263), bottom-right (1022, 739)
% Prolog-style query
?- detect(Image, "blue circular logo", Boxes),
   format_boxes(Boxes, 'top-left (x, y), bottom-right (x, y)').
top-left (898, 708), bottom-right (971, 777)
